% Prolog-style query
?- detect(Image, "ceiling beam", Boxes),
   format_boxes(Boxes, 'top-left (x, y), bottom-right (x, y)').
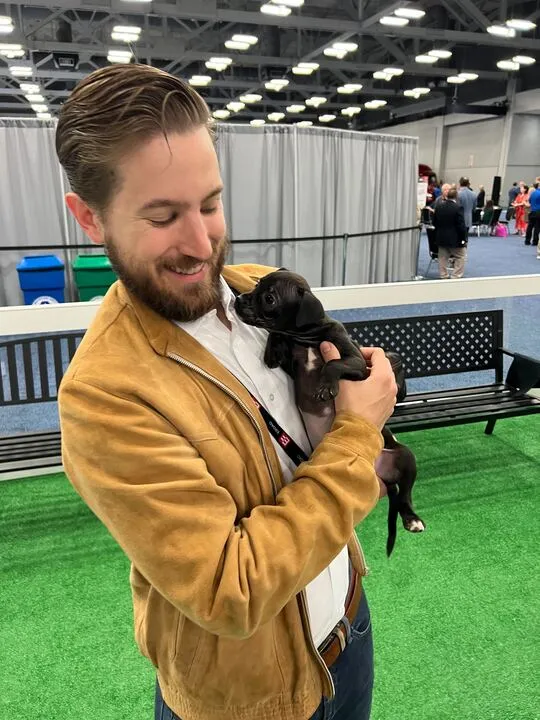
top-left (450, 0), bottom-right (491, 30)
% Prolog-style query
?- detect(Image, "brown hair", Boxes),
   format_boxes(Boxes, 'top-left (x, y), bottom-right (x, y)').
top-left (56, 63), bottom-right (212, 215)
top-left (447, 187), bottom-right (458, 200)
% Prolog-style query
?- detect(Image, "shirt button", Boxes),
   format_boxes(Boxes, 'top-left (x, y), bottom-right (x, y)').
top-left (269, 394), bottom-right (275, 401)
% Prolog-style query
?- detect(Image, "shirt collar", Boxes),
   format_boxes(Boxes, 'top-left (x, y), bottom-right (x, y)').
top-left (174, 275), bottom-right (236, 337)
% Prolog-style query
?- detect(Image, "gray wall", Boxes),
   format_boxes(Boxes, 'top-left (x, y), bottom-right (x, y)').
top-left (377, 117), bottom-right (443, 171)
top-left (503, 114), bottom-right (540, 192)
top-left (441, 118), bottom-right (504, 190)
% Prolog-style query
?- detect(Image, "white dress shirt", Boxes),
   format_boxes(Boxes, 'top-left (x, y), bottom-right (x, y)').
top-left (175, 276), bottom-right (349, 647)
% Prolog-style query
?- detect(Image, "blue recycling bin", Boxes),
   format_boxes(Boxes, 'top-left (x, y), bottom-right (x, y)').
top-left (16, 254), bottom-right (66, 305)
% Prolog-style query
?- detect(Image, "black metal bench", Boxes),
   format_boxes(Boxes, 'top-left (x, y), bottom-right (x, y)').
top-left (344, 310), bottom-right (540, 433)
top-left (1, 311), bottom-right (539, 476)
top-left (0, 332), bottom-right (84, 475)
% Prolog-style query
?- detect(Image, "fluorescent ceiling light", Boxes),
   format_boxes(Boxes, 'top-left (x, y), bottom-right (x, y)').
top-left (31, 104), bottom-right (48, 112)
top-left (412, 87), bottom-right (430, 94)
top-left (36, 113), bottom-right (52, 120)
top-left (323, 47), bottom-right (347, 59)
top-left (250, 119), bottom-right (266, 126)
top-left (111, 32), bottom-right (139, 42)
top-left (341, 106), bottom-right (361, 116)
top-left (25, 93), bottom-right (45, 103)
top-left (10, 65), bottom-right (32, 77)
top-left (497, 59), bottom-right (520, 71)
top-left (227, 101), bottom-right (246, 112)
top-left (19, 82), bottom-right (39, 93)
top-left (206, 62), bottom-right (228, 71)
top-left (296, 121), bottom-right (313, 127)
top-left (189, 75), bottom-right (212, 86)
top-left (261, 3), bottom-right (292, 16)
top-left (383, 67), bottom-right (404, 76)
top-left (0, 15), bottom-right (14, 24)
top-left (265, 79), bottom-right (289, 90)
top-left (239, 93), bottom-right (262, 103)
top-left (373, 71), bottom-right (392, 80)
top-left (364, 99), bottom-right (387, 109)
top-left (428, 49), bottom-right (452, 59)
top-left (268, 112), bottom-right (285, 122)
top-left (404, 89), bottom-right (421, 97)
top-left (506, 19), bottom-right (536, 31)
top-left (292, 67), bottom-right (313, 75)
top-left (380, 16), bottom-right (409, 26)
top-left (487, 25), bottom-right (516, 37)
top-left (113, 25), bottom-right (141, 34)
top-left (208, 56), bottom-right (232, 65)
top-left (213, 110), bottom-right (231, 119)
top-left (447, 75), bottom-right (466, 83)
top-left (286, 104), bottom-right (306, 113)
top-left (394, 8), bottom-right (425, 19)
top-left (292, 61), bottom-right (319, 75)
top-left (332, 42), bottom-right (358, 52)
top-left (458, 72), bottom-right (479, 80)
top-left (224, 40), bottom-right (250, 50)
top-left (319, 114), bottom-right (336, 122)
top-left (305, 96), bottom-right (327, 107)
top-left (416, 54), bottom-right (438, 64)
top-left (512, 55), bottom-right (536, 65)
top-left (0, 16), bottom-right (14, 34)
top-left (1, 49), bottom-right (24, 57)
top-left (0, 42), bottom-right (20, 51)
top-left (270, 0), bottom-right (304, 5)
top-left (108, 49), bottom-right (132, 63)
top-left (337, 83), bottom-right (363, 94)
top-left (232, 35), bottom-right (258, 44)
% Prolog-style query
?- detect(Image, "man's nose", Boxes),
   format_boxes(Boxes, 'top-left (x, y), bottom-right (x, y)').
top-left (179, 211), bottom-right (213, 260)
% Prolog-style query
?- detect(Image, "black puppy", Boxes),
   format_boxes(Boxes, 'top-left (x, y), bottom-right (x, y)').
top-left (235, 269), bottom-right (425, 556)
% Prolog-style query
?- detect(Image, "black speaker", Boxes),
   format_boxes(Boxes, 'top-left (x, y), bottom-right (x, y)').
top-left (491, 176), bottom-right (501, 206)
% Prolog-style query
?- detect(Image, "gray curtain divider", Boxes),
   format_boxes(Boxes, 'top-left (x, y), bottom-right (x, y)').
top-left (0, 118), bottom-right (418, 306)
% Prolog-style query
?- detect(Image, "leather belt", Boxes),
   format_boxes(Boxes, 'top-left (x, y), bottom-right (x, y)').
top-left (318, 562), bottom-right (363, 668)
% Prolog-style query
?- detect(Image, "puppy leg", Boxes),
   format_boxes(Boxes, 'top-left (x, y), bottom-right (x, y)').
top-left (393, 446), bottom-right (425, 534)
top-left (264, 334), bottom-right (292, 372)
top-left (314, 356), bottom-right (369, 402)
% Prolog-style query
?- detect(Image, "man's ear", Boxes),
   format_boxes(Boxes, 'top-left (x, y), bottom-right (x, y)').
top-left (65, 193), bottom-right (105, 245)
top-left (295, 292), bottom-right (326, 328)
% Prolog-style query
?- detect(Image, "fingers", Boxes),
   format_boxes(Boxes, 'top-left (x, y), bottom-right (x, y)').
top-left (320, 341), bottom-right (341, 361)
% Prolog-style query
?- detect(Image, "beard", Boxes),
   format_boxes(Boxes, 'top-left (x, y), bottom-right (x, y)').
top-left (105, 233), bottom-right (231, 322)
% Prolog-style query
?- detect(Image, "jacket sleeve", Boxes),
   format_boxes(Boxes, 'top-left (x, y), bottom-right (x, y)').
top-left (456, 205), bottom-right (467, 241)
top-left (59, 378), bottom-right (383, 640)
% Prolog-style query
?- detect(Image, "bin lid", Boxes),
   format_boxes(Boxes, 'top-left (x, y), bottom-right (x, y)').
top-left (72, 253), bottom-right (113, 270)
top-left (16, 254), bottom-right (65, 271)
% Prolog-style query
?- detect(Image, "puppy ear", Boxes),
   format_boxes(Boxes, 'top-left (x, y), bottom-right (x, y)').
top-left (296, 292), bottom-right (326, 328)
top-left (278, 266), bottom-right (288, 271)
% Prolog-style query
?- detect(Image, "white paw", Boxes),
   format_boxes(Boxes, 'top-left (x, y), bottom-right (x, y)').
top-left (408, 519), bottom-right (426, 533)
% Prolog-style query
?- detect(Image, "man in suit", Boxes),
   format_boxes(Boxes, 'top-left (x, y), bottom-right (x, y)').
top-left (433, 187), bottom-right (468, 279)
top-left (458, 177), bottom-right (477, 233)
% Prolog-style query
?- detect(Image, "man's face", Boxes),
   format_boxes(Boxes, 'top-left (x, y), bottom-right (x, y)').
top-left (100, 127), bottom-right (228, 322)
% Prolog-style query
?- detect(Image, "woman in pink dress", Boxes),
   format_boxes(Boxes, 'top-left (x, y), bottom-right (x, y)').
top-left (513, 185), bottom-right (529, 236)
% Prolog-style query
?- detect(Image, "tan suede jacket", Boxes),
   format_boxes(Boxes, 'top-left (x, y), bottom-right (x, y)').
top-left (59, 263), bottom-right (384, 720)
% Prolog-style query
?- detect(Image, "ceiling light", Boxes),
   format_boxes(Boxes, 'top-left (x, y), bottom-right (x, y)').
top-left (36, 112), bottom-right (52, 120)
top-left (0, 15), bottom-right (14, 24)
top-left (25, 93), bottom-right (45, 103)
top-left (323, 47), bottom-right (347, 59)
top-left (374, 71), bottom-right (392, 81)
top-left (250, 119), bottom-right (266, 126)
top-left (111, 32), bottom-right (139, 42)
top-left (227, 101), bottom-right (246, 112)
top-left (447, 75), bottom-right (466, 83)
top-left (512, 55), bottom-right (536, 65)
top-left (239, 93), bottom-right (262, 103)
top-left (1, 49), bottom-right (24, 57)
top-left (292, 62), bottom-right (319, 75)
top-left (286, 104), bottom-right (306, 113)
top-left (319, 114), bottom-right (336, 122)
top-left (428, 49), bottom-right (452, 59)
top-left (268, 112), bottom-right (285, 122)
top-left (10, 65), bottom-right (32, 77)
top-left (189, 75), bottom-right (212, 86)
top-left (206, 56), bottom-right (232, 71)
top-left (394, 8), bottom-right (425, 19)
top-left (225, 40), bottom-right (250, 50)
top-left (380, 16), bottom-right (409, 26)
top-left (0, 42), bottom-right (23, 57)
top-left (487, 25), bottom-right (516, 38)
top-left (497, 59), bottom-right (520, 71)
top-left (404, 89), bottom-right (421, 98)
top-left (232, 35), bottom-right (258, 45)
top-left (384, 67), bottom-right (404, 76)
top-left (270, 0), bottom-right (304, 5)
top-left (416, 54), bottom-right (438, 64)
top-left (412, 87), bottom-right (430, 94)
top-left (305, 96), bottom-right (327, 107)
top-left (332, 42), bottom-right (358, 52)
top-left (265, 79), bottom-right (289, 90)
top-left (31, 104), bottom-right (48, 113)
top-left (292, 66), bottom-right (313, 75)
top-left (296, 120), bottom-right (313, 127)
top-left (19, 82), bottom-right (39, 93)
top-left (341, 106), bottom-right (361, 116)
top-left (0, 16), bottom-right (14, 34)
top-left (458, 72), bottom-right (479, 80)
top-left (365, 99), bottom-right (387, 109)
top-left (213, 110), bottom-right (231, 119)
top-left (108, 49), bottom-right (132, 64)
top-left (261, 3), bottom-right (292, 16)
top-left (506, 19), bottom-right (536, 31)
top-left (337, 83), bottom-right (363, 94)
top-left (112, 25), bottom-right (141, 35)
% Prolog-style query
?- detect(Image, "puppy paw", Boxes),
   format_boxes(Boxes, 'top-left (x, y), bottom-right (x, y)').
top-left (314, 382), bottom-right (338, 403)
top-left (403, 517), bottom-right (426, 533)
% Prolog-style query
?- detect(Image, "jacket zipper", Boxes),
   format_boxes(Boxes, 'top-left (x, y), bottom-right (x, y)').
top-left (167, 351), bottom-right (336, 699)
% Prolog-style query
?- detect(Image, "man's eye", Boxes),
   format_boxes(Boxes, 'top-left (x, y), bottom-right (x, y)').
top-left (201, 206), bottom-right (218, 215)
top-left (149, 215), bottom-right (177, 227)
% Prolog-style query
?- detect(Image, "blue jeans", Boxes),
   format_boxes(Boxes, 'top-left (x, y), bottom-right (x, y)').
top-left (155, 591), bottom-right (373, 720)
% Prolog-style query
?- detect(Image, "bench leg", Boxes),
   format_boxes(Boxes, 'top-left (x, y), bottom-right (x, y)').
top-left (485, 418), bottom-right (497, 435)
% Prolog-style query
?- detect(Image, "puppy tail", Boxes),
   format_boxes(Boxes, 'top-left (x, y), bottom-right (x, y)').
top-left (386, 484), bottom-right (400, 557)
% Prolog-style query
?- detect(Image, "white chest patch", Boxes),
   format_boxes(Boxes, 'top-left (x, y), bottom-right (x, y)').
top-left (306, 347), bottom-right (319, 372)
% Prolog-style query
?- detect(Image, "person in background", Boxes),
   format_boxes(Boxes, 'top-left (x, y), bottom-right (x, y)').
top-left (433, 187), bottom-right (468, 279)
top-left (457, 177), bottom-right (477, 234)
top-left (525, 182), bottom-right (540, 247)
top-left (476, 185), bottom-right (485, 209)
top-left (433, 183), bottom-right (442, 200)
top-left (513, 184), bottom-right (529, 237)
top-left (508, 182), bottom-right (520, 208)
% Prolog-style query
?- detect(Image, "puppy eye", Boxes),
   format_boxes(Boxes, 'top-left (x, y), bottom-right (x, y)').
top-left (264, 293), bottom-right (275, 305)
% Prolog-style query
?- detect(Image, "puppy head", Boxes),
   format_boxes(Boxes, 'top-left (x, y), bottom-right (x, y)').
top-left (235, 270), bottom-right (325, 332)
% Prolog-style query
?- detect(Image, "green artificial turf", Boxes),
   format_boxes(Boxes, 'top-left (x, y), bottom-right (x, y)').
top-left (1, 416), bottom-right (538, 720)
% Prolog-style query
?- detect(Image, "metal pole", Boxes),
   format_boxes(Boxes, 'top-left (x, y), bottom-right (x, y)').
top-left (341, 233), bottom-right (349, 286)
